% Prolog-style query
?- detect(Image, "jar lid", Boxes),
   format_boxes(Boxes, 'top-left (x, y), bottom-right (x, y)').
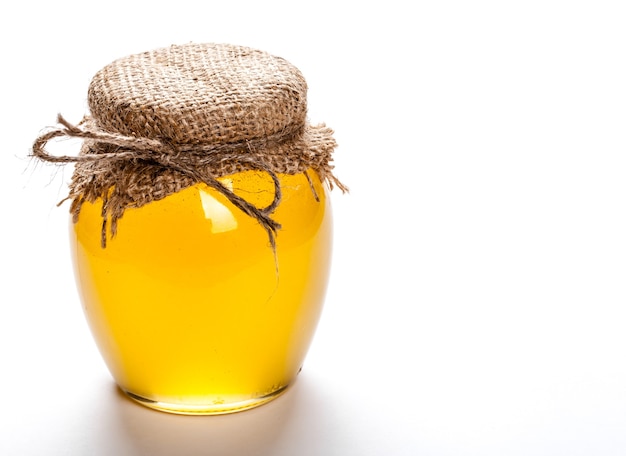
top-left (88, 43), bottom-right (308, 147)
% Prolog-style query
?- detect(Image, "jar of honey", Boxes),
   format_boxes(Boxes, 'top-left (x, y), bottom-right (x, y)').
top-left (32, 43), bottom-right (345, 414)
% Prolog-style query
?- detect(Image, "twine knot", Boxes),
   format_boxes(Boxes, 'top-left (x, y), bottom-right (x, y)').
top-left (32, 114), bottom-right (284, 249)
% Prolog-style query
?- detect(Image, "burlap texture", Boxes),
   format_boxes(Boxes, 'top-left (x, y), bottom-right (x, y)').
top-left (32, 43), bottom-right (345, 247)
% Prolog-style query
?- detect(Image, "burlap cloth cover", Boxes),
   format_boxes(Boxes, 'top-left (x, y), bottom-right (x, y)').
top-left (32, 43), bottom-right (345, 248)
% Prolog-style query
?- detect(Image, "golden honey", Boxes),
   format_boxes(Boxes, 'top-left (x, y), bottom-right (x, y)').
top-left (70, 169), bottom-right (332, 414)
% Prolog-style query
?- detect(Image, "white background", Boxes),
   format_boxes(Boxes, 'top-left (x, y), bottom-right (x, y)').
top-left (2, 1), bottom-right (626, 455)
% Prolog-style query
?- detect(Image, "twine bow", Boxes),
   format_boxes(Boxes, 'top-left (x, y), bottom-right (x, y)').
top-left (32, 114), bottom-right (284, 249)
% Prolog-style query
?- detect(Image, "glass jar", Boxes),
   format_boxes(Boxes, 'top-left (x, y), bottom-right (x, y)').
top-left (32, 42), bottom-right (345, 415)
top-left (70, 169), bottom-right (332, 414)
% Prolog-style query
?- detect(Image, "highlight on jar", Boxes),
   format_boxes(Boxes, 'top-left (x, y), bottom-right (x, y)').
top-left (31, 43), bottom-right (347, 415)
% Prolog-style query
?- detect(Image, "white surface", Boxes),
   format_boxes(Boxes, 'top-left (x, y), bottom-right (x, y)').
top-left (3, 1), bottom-right (626, 455)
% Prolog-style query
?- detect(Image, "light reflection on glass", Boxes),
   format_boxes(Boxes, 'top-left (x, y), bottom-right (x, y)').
top-left (199, 179), bottom-right (238, 234)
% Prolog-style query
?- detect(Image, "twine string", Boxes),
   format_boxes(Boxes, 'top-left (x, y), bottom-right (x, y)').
top-left (32, 114), bottom-right (283, 249)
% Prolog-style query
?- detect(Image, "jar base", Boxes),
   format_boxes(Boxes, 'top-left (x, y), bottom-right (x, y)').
top-left (121, 385), bottom-right (290, 415)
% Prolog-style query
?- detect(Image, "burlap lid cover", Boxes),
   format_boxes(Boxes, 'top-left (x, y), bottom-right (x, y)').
top-left (32, 43), bottom-right (345, 247)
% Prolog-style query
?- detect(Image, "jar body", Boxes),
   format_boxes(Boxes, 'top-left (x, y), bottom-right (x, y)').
top-left (70, 170), bottom-right (332, 414)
